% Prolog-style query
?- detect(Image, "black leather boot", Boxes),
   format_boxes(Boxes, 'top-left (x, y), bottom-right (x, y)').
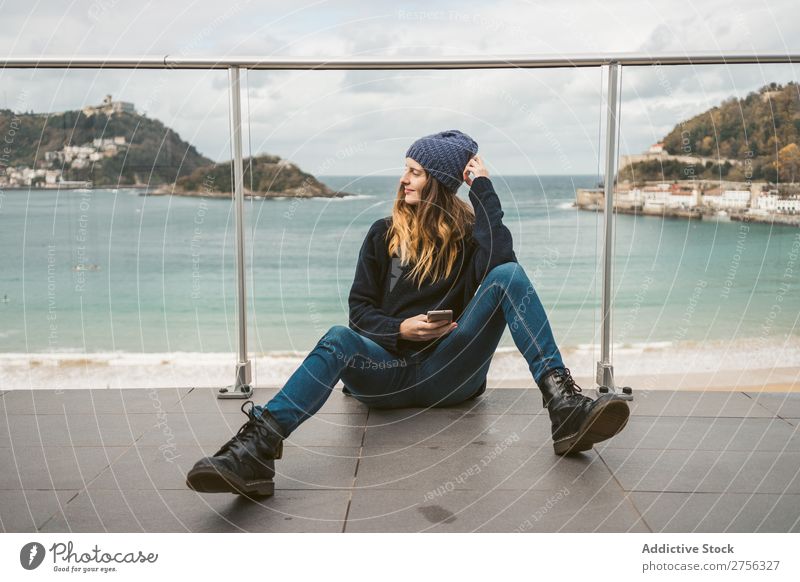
top-left (186, 400), bottom-right (285, 497)
top-left (538, 368), bottom-right (629, 455)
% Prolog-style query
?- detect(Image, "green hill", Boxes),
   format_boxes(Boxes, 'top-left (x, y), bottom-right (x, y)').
top-left (621, 81), bottom-right (800, 183)
top-left (0, 108), bottom-right (213, 186)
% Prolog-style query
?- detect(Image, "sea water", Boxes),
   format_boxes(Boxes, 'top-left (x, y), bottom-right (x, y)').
top-left (1, 175), bottom-right (798, 369)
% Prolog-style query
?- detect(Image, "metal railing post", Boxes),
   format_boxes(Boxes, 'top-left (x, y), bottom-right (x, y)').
top-left (218, 65), bottom-right (253, 399)
top-left (596, 61), bottom-right (631, 399)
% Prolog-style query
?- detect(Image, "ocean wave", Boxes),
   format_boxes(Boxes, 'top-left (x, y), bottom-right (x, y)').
top-left (5, 335), bottom-right (796, 362)
top-left (328, 194), bottom-right (376, 201)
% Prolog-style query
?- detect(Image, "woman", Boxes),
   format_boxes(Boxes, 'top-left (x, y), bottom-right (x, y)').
top-left (186, 129), bottom-right (630, 498)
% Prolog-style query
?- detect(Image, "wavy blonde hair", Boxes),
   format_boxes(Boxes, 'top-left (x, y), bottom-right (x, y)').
top-left (385, 173), bottom-right (476, 290)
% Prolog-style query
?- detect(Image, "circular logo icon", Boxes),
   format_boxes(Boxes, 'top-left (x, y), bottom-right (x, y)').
top-left (20, 542), bottom-right (46, 570)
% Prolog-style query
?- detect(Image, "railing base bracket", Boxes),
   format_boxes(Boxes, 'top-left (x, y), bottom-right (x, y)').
top-left (217, 384), bottom-right (253, 399)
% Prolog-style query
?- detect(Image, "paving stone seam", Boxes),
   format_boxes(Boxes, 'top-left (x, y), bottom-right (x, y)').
top-left (342, 407), bottom-right (371, 533)
top-left (35, 417), bottom-right (154, 532)
top-left (591, 449), bottom-right (654, 533)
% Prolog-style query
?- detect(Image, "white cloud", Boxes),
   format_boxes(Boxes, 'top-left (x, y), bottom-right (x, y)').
top-left (0, 0), bottom-right (798, 174)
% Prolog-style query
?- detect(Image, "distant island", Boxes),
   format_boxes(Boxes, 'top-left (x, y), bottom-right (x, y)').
top-left (576, 81), bottom-right (800, 227)
top-left (0, 94), bottom-right (348, 198)
top-left (146, 154), bottom-right (343, 199)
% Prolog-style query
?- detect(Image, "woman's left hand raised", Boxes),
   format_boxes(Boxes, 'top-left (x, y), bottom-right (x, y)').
top-left (463, 155), bottom-right (489, 187)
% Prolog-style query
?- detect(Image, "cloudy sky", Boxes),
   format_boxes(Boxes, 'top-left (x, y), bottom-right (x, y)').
top-left (1, 0), bottom-right (798, 175)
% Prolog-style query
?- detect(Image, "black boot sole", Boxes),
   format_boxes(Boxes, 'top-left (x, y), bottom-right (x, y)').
top-left (185, 465), bottom-right (275, 498)
top-left (553, 398), bottom-right (630, 456)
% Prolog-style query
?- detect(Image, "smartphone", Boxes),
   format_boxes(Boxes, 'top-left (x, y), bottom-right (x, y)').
top-left (426, 309), bottom-right (453, 324)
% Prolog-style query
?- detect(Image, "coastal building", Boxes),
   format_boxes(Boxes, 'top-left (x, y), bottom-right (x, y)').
top-left (616, 183), bottom-right (699, 210)
top-left (722, 190), bottom-right (751, 209)
top-left (642, 184), bottom-right (670, 212)
top-left (7, 167), bottom-right (48, 186)
top-left (63, 145), bottom-right (96, 163)
top-left (776, 196), bottom-right (800, 214)
top-left (32, 137), bottom-right (130, 180)
top-left (6, 133), bottom-right (129, 187)
top-left (575, 181), bottom-right (800, 226)
top-left (755, 192), bottom-right (780, 212)
top-left (703, 189), bottom-right (750, 210)
top-left (45, 170), bottom-right (60, 185)
top-left (667, 189), bottom-right (698, 209)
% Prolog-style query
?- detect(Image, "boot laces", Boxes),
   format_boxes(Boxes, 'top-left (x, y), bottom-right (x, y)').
top-left (215, 400), bottom-right (267, 460)
top-left (554, 368), bottom-right (583, 398)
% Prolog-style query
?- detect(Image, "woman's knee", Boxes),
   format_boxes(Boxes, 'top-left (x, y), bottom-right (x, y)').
top-left (318, 325), bottom-right (360, 355)
top-left (322, 324), bottom-right (358, 339)
top-left (485, 261), bottom-right (531, 289)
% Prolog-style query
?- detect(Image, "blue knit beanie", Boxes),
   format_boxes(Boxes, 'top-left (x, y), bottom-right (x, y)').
top-left (405, 129), bottom-right (479, 192)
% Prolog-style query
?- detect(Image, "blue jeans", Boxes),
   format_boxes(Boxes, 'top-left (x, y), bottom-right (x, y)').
top-left (255, 262), bottom-right (565, 436)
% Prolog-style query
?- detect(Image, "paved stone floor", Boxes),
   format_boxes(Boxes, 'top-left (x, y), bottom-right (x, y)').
top-left (1, 387), bottom-right (799, 533)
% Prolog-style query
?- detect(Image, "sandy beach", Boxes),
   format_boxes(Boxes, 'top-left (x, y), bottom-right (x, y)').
top-left (2, 336), bottom-right (798, 393)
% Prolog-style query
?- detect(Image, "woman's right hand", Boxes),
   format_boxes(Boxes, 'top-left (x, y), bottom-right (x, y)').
top-left (400, 314), bottom-right (458, 341)
top-left (463, 155), bottom-right (489, 187)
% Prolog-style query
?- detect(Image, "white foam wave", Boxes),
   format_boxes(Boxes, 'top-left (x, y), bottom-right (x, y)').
top-left (2, 335), bottom-right (798, 391)
top-left (328, 194), bottom-right (376, 201)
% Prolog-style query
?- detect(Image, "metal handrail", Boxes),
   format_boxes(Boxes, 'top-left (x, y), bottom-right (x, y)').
top-left (3, 51), bottom-right (795, 398)
top-left (1, 51), bottom-right (798, 69)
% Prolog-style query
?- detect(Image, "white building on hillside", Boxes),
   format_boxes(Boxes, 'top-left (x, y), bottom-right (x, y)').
top-left (82, 95), bottom-right (135, 117)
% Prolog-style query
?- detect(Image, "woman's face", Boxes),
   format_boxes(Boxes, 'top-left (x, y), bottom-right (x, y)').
top-left (400, 157), bottom-right (427, 206)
